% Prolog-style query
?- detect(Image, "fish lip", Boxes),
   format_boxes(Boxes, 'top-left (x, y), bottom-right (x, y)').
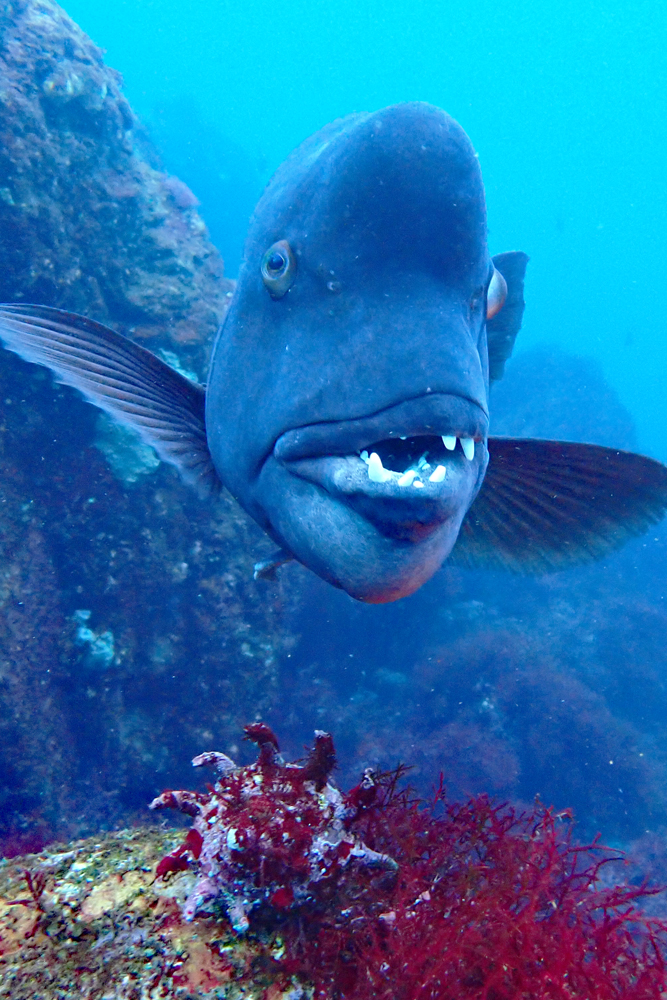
top-left (275, 450), bottom-right (481, 542)
top-left (273, 393), bottom-right (488, 463)
top-left (271, 394), bottom-right (487, 542)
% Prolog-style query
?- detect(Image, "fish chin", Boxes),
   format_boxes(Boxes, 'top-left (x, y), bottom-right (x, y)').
top-left (258, 454), bottom-right (483, 603)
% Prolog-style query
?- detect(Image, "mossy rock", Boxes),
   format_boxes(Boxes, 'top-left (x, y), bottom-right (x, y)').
top-left (0, 826), bottom-right (308, 999)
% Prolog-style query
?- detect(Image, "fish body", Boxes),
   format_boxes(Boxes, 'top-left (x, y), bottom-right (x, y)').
top-left (1, 103), bottom-right (666, 603)
top-left (208, 104), bottom-right (493, 601)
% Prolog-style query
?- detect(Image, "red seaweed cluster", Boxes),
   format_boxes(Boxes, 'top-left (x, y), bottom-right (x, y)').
top-left (153, 725), bottom-right (667, 998)
top-left (283, 791), bottom-right (667, 998)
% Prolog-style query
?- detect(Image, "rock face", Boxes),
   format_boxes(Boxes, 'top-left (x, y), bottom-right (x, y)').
top-left (0, 496), bottom-right (76, 851)
top-left (0, 827), bottom-right (297, 999)
top-left (490, 346), bottom-right (637, 449)
top-left (0, 0), bottom-right (234, 375)
top-left (0, 0), bottom-right (300, 852)
top-left (0, 0), bottom-right (664, 868)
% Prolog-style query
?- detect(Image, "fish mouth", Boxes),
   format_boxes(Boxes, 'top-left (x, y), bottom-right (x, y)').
top-left (273, 394), bottom-right (488, 542)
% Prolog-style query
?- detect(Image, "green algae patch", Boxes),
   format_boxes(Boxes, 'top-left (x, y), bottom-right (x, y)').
top-left (0, 826), bottom-right (307, 999)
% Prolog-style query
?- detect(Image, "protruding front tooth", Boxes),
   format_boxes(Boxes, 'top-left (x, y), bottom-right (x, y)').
top-left (368, 452), bottom-right (392, 483)
top-left (429, 465), bottom-right (447, 483)
top-left (461, 437), bottom-right (475, 461)
top-left (442, 435), bottom-right (456, 451)
top-left (397, 469), bottom-right (417, 487)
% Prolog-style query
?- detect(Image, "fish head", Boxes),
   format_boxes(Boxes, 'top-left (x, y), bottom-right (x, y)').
top-left (207, 102), bottom-right (496, 602)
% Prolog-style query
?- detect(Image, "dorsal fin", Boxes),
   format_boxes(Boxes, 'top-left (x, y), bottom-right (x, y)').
top-left (487, 251), bottom-right (529, 381)
top-left (0, 304), bottom-right (221, 495)
top-left (451, 436), bottom-right (667, 572)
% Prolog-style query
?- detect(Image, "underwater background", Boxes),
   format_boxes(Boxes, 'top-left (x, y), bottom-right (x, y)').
top-left (1, 0), bottom-right (667, 894)
top-left (67, 0), bottom-right (667, 460)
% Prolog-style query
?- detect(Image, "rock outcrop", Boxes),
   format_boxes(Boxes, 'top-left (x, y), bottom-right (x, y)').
top-left (0, 0), bottom-right (299, 851)
top-left (0, 0), bottom-right (234, 375)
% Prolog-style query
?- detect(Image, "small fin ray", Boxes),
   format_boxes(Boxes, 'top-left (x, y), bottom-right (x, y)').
top-left (452, 437), bottom-right (667, 572)
top-left (0, 304), bottom-right (220, 494)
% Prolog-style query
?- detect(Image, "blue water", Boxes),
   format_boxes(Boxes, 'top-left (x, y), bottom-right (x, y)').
top-left (66, 0), bottom-right (667, 462)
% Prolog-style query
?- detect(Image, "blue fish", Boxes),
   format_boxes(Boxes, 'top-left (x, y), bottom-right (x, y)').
top-left (1, 103), bottom-right (665, 603)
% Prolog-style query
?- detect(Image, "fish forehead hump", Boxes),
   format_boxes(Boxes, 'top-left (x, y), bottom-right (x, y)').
top-left (206, 103), bottom-right (490, 517)
top-left (247, 101), bottom-right (488, 281)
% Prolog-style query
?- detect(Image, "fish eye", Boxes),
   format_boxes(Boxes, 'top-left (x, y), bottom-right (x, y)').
top-left (486, 267), bottom-right (507, 320)
top-left (267, 252), bottom-right (287, 273)
top-left (261, 240), bottom-right (296, 298)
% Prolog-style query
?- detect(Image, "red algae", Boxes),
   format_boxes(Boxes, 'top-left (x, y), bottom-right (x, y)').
top-left (279, 785), bottom-right (667, 999)
top-left (153, 726), bottom-right (667, 999)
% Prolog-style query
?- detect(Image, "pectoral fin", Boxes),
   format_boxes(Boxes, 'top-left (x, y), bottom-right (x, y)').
top-left (487, 252), bottom-right (529, 381)
top-left (451, 437), bottom-right (667, 572)
top-left (0, 304), bottom-right (220, 494)
top-left (253, 549), bottom-right (294, 581)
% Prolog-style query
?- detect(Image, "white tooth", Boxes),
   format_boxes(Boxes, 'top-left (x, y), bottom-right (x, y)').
top-left (360, 450), bottom-right (369, 463)
top-left (368, 452), bottom-right (392, 483)
top-left (413, 480), bottom-right (425, 488)
top-left (399, 436), bottom-right (407, 441)
top-left (442, 435), bottom-right (456, 451)
top-left (461, 437), bottom-right (475, 461)
top-left (429, 465), bottom-right (447, 483)
top-left (397, 469), bottom-right (417, 487)
top-left (417, 452), bottom-right (429, 469)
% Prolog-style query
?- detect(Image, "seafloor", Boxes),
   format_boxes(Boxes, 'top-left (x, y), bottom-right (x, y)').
top-left (0, 827), bottom-right (303, 999)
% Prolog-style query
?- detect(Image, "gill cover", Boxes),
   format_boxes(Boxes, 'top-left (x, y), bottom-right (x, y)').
top-left (486, 267), bottom-right (507, 320)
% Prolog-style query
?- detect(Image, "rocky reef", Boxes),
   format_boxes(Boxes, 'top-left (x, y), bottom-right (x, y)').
top-left (1, 0), bottom-right (667, 916)
top-left (0, 0), bottom-right (234, 370)
top-left (0, 0), bottom-right (301, 852)
top-left (2, 726), bottom-right (665, 999)
top-left (490, 346), bottom-right (638, 448)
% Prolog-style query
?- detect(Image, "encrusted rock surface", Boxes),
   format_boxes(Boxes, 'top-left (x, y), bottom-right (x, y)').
top-left (0, 827), bottom-right (306, 999)
top-left (0, 0), bottom-right (234, 375)
top-left (2, 0), bottom-right (667, 879)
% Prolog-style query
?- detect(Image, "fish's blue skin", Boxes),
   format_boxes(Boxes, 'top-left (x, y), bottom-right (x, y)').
top-left (206, 103), bottom-right (493, 602)
top-left (0, 104), bottom-right (665, 601)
